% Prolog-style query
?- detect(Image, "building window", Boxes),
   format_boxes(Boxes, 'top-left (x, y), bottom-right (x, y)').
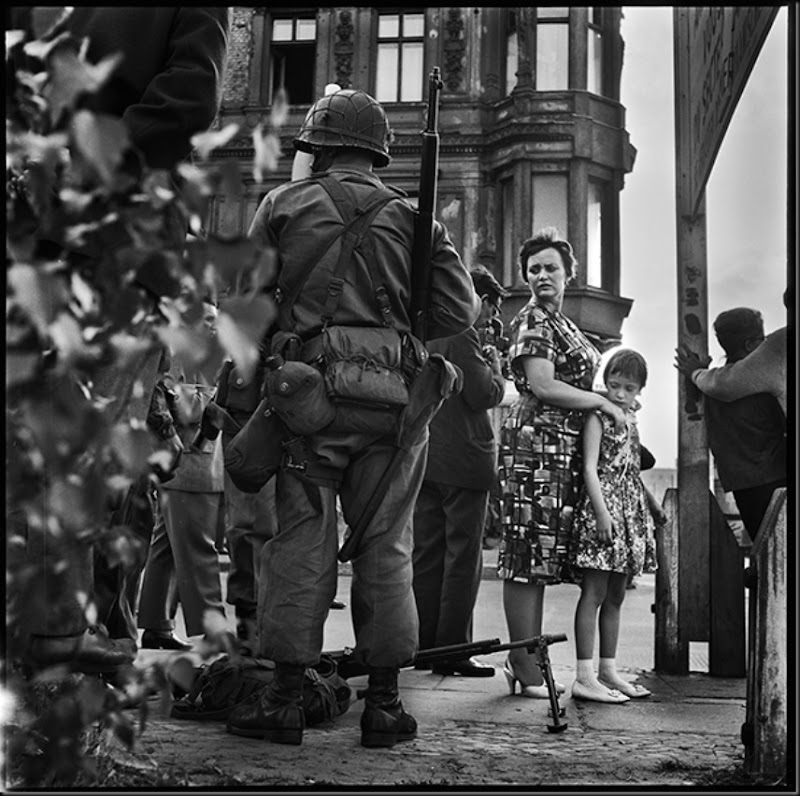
top-left (586, 180), bottom-right (603, 287)
top-left (505, 11), bottom-right (518, 95)
top-left (269, 12), bottom-right (317, 105)
top-left (536, 7), bottom-right (569, 91)
top-left (532, 173), bottom-right (568, 243)
top-left (587, 7), bottom-right (605, 96)
top-left (376, 11), bottom-right (424, 102)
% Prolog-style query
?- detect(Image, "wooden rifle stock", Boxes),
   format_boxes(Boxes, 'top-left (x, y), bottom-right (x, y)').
top-left (409, 67), bottom-right (443, 344)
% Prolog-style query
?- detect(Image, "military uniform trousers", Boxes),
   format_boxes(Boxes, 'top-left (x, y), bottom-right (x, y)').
top-left (258, 429), bottom-right (428, 667)
top-left (412, 481), bottom-right (488, 649)
top-left (224, 472), bottom-right (276, 621)
top-left (137, 487), bottom-right (226, 637)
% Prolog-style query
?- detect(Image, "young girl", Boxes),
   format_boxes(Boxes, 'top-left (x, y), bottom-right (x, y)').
top-left (570, 348), bottom-right (667, 703)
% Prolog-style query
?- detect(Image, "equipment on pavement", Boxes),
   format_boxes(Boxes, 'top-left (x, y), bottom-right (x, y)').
top-left (327, 633), bottom-right (569, 733)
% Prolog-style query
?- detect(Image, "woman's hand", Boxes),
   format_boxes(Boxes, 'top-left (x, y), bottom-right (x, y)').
top-left (598, 398), bottom-right (627, 432)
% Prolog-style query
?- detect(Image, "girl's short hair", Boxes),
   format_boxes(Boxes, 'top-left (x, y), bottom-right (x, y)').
top-left (518, 227), bottom-right (577, 282)
top-left (603, 348), bottom-right (648, 388)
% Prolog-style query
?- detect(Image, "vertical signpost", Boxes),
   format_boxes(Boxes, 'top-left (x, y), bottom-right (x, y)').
top-left (665, 6), bottom-right (779, 675)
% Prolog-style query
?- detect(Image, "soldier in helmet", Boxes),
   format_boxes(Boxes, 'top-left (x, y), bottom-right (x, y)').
top-left (226, 89), bottom-right (480, 748)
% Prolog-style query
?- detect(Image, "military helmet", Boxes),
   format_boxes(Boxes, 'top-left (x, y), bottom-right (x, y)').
top-left (293, 89), bottom-right (391, 167)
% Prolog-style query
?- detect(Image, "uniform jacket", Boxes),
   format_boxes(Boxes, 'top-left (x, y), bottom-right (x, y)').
top-left (424, 328), bottom-right (506, 491)
top-left (248, 168), bottom-right (480, 341)
top-left (54, 7), bottom-right (230, 170)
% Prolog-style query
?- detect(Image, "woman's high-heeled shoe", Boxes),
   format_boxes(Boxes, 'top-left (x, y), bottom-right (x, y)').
top-left (503, 657), bottom-right (566, 699)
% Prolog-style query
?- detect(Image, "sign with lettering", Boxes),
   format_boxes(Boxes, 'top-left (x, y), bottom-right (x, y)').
top-left (674, 6), bottom-right (779, 217)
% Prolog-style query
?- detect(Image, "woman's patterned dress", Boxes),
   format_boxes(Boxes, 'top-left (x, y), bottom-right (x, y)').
top-left (571, 410), bottom-right (658, 576)
top-left (497, 301), bottom-right (600, 584)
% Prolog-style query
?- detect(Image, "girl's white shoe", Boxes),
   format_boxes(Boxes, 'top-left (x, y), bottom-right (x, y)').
top-left (598, 677), bottom-right (651, 698)
top-left (571, 679), bottom-right (630, 703)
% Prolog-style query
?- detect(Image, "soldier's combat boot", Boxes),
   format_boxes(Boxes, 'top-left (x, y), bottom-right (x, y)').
top-left (227, 662), bottom-right (305, 744)
top-left (360, 667), bottom-right (417, 748)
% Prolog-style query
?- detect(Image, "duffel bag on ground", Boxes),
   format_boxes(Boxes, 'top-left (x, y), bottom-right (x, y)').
top-left (170, 654), bottom-right (352, 725)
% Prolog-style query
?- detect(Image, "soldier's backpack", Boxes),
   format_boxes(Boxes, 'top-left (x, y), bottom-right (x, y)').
top-left (170, 654), bottom-right (352, 725)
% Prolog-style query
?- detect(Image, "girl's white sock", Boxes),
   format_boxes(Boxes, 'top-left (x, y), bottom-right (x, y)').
top-left (598, 657), bottom-right (618, 682)
top-left (576, 659), bottom-right (595, 682)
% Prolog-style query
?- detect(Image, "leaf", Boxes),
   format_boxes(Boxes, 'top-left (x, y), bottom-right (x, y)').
top-left (70, 110), bottom-right (130, 186)
top-left (167, 657), bottom-right (199, 694)
top-left (203, 234), bottom-right (277, 294)
top-left (270, 87), bottom-right (289, 129)
top-left (110, 423), bottom-right (156, 476)
top-left (8, 263), bottom-right (70, 337)
top-left (216, 296), bottom-right (277, 382)
top-left (191, 122), bottom-right (239, 160)
top-left (44, 45), bottom-right (123, 126)
top-left (31, 7), bottom-right (73, 40)
top-left (154, 326), bottom-right (211, 374)
top-left (6, 352), bottom-right (40, 390)
top-left (252, 125), bottom-right (282, 183)
top-left (6, 29), bottom-right (26, 53)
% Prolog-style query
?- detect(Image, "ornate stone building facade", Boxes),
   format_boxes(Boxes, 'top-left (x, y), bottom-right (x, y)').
top-left (210, 7), bottom-right (637, 348)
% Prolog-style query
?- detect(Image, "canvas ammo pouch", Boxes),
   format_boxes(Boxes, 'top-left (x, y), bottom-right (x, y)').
top-left (301, 325), bottom-right (411, 435)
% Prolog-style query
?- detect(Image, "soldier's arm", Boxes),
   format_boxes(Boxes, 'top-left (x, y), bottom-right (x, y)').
top-left (427, 221), bottom-right (480, 340)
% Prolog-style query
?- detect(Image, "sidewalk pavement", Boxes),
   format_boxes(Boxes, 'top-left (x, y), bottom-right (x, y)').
top-left (130, 550), bottom-right (749, 788)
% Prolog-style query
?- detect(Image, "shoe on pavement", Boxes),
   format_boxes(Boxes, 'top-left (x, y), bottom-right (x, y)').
top-left (361, 699), bottom-right (417, 748)
top-left (141, 630), bottom-right (193, 651)
top-left (598, 677), bottom-right (651, 698)
top-left (227, 688), bottom-right (304, 744)
top-left (571, 679), bottom-right (630, 703)
top-left (28, 624), bottom-right (136, 673)
top-left (431, 657), bottom-right (496, 678)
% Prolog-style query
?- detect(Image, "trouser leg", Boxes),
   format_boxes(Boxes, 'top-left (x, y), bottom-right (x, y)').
top-left (733, 479), bottom-right (787, 541)
top-left (137, 496), bottom-right (175, 633)
top-left (342, 434), bottom-right (426, 669)
top-left (225, 473), bottom-right (276, 619)
top-left (95, 475), bottom-right (156, 640)
top-left (258, 472), bottom-right (338, 664)
top-left (436, 486), bottom-right (488, 647)
top-left (411, 481), bottom-right (446, 650)
top-left (27, 523), bottom-right (92, 637)
top-left (160, 490), bottom-right (226, 637)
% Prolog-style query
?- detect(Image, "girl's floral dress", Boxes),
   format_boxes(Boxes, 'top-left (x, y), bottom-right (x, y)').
top-left (570, 409), bottom-right (658, 576)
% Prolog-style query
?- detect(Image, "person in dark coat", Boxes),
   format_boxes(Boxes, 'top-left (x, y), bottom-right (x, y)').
top-left (13, 6), bottom-right (230, 672)
top-left (695, 308), bottom-right (786, 539)
top-left (411, 266), bottom-right (507, 677)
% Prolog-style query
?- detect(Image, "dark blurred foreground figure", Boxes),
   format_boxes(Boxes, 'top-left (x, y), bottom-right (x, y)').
top-left (412, 266), bottom-right (507, 677)
top-left (9, 6), bottom-right (230, 673)
top-left (678, 308), bottom-right (786, 539)
top-left (226, 88), bottom-right (479, 747)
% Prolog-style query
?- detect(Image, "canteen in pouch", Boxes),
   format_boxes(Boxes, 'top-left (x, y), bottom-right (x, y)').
top-left (223, 397), bottom-right (286, 493)
top-left (264, 357), bottom-right (336, 436)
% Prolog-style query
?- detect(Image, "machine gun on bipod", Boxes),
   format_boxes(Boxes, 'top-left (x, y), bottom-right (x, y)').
top-left (326, 633), bottom-right (569, 733)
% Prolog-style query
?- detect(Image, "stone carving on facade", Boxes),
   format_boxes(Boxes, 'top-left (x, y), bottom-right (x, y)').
top-left (443, 8), bottom-right (465, 92)
top-left (334, 10), bottom-right (354, 89)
